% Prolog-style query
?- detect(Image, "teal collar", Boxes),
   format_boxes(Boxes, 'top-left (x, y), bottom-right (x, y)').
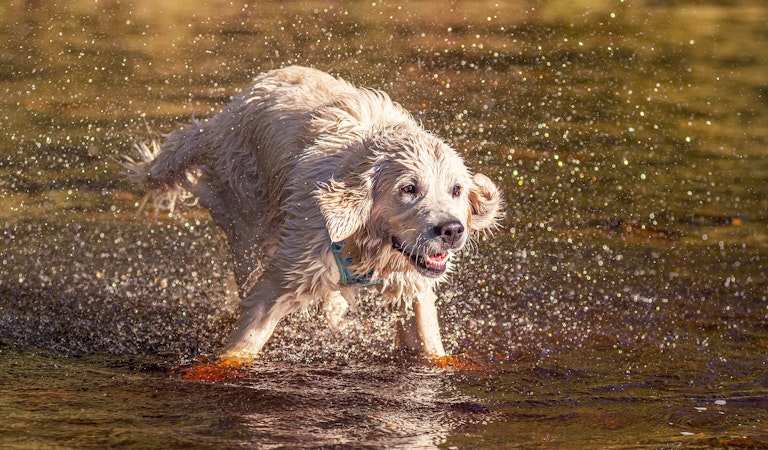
top-left (331, 241), bottom-right (380, 286)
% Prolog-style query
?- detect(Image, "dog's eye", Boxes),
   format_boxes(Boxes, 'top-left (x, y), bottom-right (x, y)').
top-left (452, 185), bottom-right (462, 197)
top-left (401, 184), bottom-right (417, 195)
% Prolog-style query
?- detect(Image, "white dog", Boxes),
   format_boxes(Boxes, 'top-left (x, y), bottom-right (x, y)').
top-left (126, 66), bottom-right (503, 361)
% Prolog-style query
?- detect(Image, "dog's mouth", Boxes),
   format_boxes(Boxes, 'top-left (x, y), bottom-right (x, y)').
top-left (391, 237), bottom-right (450, 277)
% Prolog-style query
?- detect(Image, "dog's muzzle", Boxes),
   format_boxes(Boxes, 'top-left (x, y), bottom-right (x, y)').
top-left (391, 236), bottom-right (451, 277)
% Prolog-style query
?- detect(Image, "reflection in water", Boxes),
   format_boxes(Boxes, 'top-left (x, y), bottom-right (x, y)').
top-left (1, 0), bottom-right (767, 448)
top-left (239, 363), bottom-right (458, 448)
top-left (1, 348), bottom-right (480, 448)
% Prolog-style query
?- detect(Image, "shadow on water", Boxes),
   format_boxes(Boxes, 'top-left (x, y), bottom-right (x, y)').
top-left (1, 0), bottom-right (768, 448)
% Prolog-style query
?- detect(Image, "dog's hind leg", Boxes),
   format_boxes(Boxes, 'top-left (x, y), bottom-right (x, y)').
top-left (188, 172), bottom-right (274, 295)
top-left (394, 288), bottom-right (446, 358)
top-left (220, 268), bottom-right (298, 361)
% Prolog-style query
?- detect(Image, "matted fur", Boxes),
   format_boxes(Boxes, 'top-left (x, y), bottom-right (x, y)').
top-left (125, 66), bottom-right (503, 360)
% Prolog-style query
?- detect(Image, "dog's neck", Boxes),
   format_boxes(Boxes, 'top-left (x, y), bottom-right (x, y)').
top-left (331, 241), bottom-right (381, 286)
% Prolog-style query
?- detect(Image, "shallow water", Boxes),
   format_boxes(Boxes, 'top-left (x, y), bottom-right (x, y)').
top-left (1, 0), bottom-right (767, 448)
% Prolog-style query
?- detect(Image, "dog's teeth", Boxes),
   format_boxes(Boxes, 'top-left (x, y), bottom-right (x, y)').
top-left (423, 252), bottom-right (449, 269)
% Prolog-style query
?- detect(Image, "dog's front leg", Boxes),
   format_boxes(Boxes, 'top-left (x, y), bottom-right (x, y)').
top-left (322, 290), bottom-right (350, 330)
top-left (395, 288), bottom-right (446, 358)
top-left (220, 269), bottom-right (296, 361)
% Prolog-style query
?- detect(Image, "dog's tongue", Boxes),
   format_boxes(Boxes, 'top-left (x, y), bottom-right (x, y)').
top-left (423, 252), bottom-right (449, 270)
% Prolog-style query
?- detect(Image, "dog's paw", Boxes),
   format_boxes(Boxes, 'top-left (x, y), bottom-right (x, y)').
top-left (426, 354), bottom-right (488, 372)
top-left (177, 357), bottom-right (252, 382)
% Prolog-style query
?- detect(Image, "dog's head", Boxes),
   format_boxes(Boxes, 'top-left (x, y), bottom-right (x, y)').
top-left (315, 125), bottom-right (503, 278)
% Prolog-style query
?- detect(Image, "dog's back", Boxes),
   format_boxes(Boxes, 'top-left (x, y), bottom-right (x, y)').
top-left (148, 67), bottom-right (352, 208)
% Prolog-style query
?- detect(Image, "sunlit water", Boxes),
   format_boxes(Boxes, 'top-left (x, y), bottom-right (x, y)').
top-left (1, 0), bottom-right (767, 448)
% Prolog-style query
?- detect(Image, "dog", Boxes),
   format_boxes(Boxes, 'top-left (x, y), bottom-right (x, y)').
top-left (125, 66), bottom-right (503, 361)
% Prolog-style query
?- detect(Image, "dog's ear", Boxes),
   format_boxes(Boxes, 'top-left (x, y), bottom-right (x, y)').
top-left (468, 173), bottom-right (504, 232)
top-left (315, 175), bottom-right (373, 242)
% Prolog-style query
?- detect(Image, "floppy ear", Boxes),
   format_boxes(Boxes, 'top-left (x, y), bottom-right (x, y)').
top-left (468, 173), bottom-right (504, 232)
top-left (315, 175), bottom-right (373, 242)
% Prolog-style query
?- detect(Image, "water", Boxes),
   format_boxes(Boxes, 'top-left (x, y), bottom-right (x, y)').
top-left (1, 0), bottom-right (767, 447)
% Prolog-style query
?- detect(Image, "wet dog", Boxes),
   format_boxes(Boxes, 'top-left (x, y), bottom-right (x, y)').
top-left (125, 66), bottom-right (503, 361)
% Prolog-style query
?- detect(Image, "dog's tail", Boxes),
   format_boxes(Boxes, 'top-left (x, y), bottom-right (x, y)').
top-left (120, 140), bottom-right (162, 184)
top-left (119, 139), bottom-right (196, 214)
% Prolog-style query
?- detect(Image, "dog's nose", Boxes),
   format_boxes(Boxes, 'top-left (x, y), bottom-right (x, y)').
top-left (435, 220), bottom-right (465, 246)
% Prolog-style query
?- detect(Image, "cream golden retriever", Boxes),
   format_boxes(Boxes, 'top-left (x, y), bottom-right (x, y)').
top-left (126, 66), bottom-right (503, 361)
